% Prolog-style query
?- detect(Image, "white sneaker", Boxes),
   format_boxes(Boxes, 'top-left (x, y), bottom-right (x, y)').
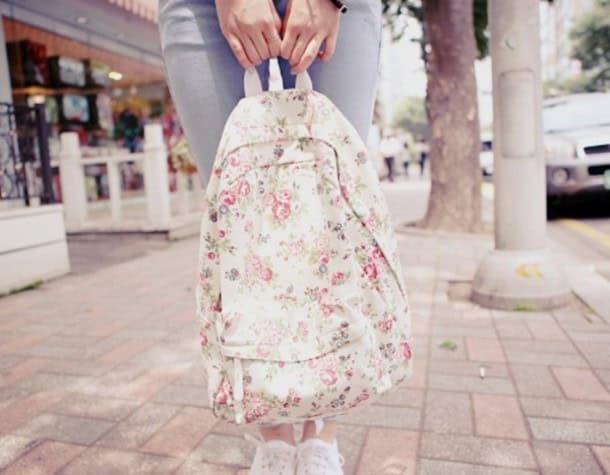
top-left (296, 438), bottom-right (345, 475)
top-left (247, 433), bottom-right (297, 475)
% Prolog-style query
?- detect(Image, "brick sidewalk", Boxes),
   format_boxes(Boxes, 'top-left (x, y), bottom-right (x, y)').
top-left (0, 230), bottom-right (609, 474)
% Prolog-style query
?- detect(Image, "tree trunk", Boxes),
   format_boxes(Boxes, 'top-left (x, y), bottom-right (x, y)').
top-left (419, 0), bottom-right (483, 232)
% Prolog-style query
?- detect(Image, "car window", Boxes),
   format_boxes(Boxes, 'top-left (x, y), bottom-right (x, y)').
top-left (543, 95), bottom-right (610, 133)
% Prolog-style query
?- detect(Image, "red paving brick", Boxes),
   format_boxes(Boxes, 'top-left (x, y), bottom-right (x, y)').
top-left (472, 393), bottom-right (529, 440)
top-left (466, 337), bottom-right (506, 362)
top-left (552, 367), bottom-right (610, 401)
top-left (140, 407), bottom-right (217, 458)
top-left (2, 441), bottom-right (84, 475)
top-left (356, 428), bottom-right (418, 475)
top-left (0, 390), bottom-right (64, 433)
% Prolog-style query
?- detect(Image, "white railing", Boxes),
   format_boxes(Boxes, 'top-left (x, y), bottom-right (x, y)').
top-left (56, 124), bottom-right (199, 232)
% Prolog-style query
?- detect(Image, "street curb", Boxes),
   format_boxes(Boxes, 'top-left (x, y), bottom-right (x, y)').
top-left (566, 264), bottom-right (610, 324)
top-left (396, 224), bottom-right (493, 241)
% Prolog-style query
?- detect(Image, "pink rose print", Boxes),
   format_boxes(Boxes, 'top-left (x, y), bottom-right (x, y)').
top-left (377, 319), bottom-right (393, 331)
top-left (319, 254), bottom-right (330, 265)
top-left (372, 247), bottom-right (383, 259)
top-left (222, 191), bottom-right (236, 206)
top-left (257, 343), bottom-right (270, 357)
top-left (289, 388), bottom-right (302, 404)
top-left (359, 392), bottom-right (370, 402)
top-left (261, 267), bottom-right (273, 281)
top-left (279, 189), bottom-right (292, 201)
top-left (218, 230), bottom-right (225, 238)
top-left (363, 262), bottom-right (378, 280)
top-left (331, 272), bottom-right (345, 285)
top-left (297, 321), bottom-right (309, 339)
top-left (207, 251), bottom-right (216, 260)
top-left (245, 404), bottom-right (269, 423)
top-left (237, 179), bottom-right (251, 196)
top-left (214, 380), bottom-right (232, 405)
top-left (320, 368), bottom-right (338, 386)
top-left (199, 331), bottom-right (208, 346)
top-left (400, 341), bottom-right (413, 360)
top-left (272, 201), bottom-right (291, 221)
top-left (244, 221), bottom-right (253, 232)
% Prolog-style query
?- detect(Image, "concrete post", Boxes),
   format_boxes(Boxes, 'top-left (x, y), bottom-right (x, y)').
top-left (59, 132), bottom-right (88, 231)
top-left (143, 124), bottom-right (171, 228)
top-left (471, 0), bottom-right (570, 310)
top-left (107, 160), bottom-right (122, 222)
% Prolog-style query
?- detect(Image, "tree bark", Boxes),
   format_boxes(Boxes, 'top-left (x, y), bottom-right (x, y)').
top-left (419, 0), bottom-right (483, 232)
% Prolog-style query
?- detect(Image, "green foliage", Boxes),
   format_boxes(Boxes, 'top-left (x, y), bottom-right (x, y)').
top-left (381, 0), bottom-right (489, 59)
top-left (570, 0), bottom-right (610, 92)
top-left (392, 96), bottom-right (429, 139)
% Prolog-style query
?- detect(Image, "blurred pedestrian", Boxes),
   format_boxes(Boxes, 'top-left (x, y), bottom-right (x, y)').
top-left (401, 136), bottom-right (412, 178)
top-left (417, 136), bottom-right (429, 177)
top-left (158, 1), bottom-right (391, 473)
top-left (380, 130), bottom-right (401, 182)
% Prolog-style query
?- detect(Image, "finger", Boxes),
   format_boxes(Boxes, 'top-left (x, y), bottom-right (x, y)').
top-left (280, 27), bottom-right (298, 60)
top-left (227, 34), bottom-right (253, 68)
top-left (319, 31), bottom-right (338, 62)
top-left (264, 24), bottom-right (282, 58)
top-left (294, 35), bottom-right (323, 73)
top-left (242, 35), bottom-right (263, 65)
top-left (290, 33), bottom-right (312, 69)
top-left (251, 31), bottom-right (271, 60)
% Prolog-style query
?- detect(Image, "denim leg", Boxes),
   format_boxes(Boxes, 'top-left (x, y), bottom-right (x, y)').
top-left (157, 0), bottom-right (269, 186)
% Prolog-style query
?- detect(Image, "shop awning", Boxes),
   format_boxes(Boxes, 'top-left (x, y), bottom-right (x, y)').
top-left (108, 0), bottom-right (158, 23)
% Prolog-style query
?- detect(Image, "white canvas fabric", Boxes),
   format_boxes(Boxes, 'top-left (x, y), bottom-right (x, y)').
top-left (196, 69), bottom-right (413, 425)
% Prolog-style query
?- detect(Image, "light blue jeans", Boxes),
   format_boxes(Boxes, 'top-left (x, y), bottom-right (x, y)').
top-left (158, 0), bottom-right (383, 186)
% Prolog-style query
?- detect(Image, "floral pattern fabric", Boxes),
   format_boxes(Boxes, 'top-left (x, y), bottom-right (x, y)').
top-left (196, 88), bottom-right (413, 425)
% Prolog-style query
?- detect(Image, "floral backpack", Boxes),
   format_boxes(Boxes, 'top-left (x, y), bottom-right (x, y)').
top-left (196, 68), bottom-right (413, 425)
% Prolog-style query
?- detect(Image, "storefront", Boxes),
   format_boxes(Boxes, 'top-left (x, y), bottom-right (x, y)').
top-left (0, 0), bottom-right (188, 294)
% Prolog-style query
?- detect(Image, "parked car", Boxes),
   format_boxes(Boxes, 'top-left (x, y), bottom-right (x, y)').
top-left (543, 93), bottom-right (610, 202)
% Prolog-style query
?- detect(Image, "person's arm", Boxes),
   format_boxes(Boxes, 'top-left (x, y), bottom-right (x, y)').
top-left (215, 0), bottom-right (282, 68)
top-left (280, 0), bottom-right (342, 73)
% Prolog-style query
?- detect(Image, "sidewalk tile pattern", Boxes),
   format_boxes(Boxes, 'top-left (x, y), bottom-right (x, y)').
top-left (0, 231), bottom-right (609, 474)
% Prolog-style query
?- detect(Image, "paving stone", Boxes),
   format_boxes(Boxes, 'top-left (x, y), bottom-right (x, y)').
top-left (510, 364), bottom-right (563, 397)
top-left (2, 441), bottom-right (85, 475)
top-left (0, 390), bottom-right (65, 432)
top-left (573, 341), bottom-right (610, 369)
top-left (59, 447), bottom-right (181, 475)
top-left (52, 394), bottom-right (140, 421)
top-left (336, 424), bottom-right (368, 475)
top-left (375, 385), bottom-right (424, 408)
top-left (357, 428), bottom-right (418, 475)
top-left (337, 402), bottom-right (420, 430)
top-left (96, 403), bottom-right (180, 449)
top-left (520, 396), bottom-right (610, 422)
top-left (15, 372), bottom-right (90, 393)
top-left (592, 446), bottom-right (610, 473)
top-left (431, 325), bottom-right (496, 338)
top-left (15, 413), bottom-right (114, 445)
top-left (403, 357), bottom-right (427, 389)
top-left (174, 460), bottom-right (237, 475)
top-left (424, 390), bottom-right (473, 434)
top-left (140, 407), bottom-right (216, 458)
top-left (430, 336), bottom-right (467, 360)
top-left (0, 355), bottom-right (22, 372)
top-left (97, 339), bottom-right (157, 364)
top-left (528, 416), bottom-right (610, 445)
top-left (0, 435), bottom-right (36, 470)
top-left (472, 394), bottom-right (528, 440)
top-left (419, 432), bottom-right (537, 469)
top-left (495, 323), bottom-right (533, 340)
top-left (466, 337), bottom-right (506, 362)
top-left (595, 369), bottom-right (610, 389)
top-left (533, 441), bottom-right (603, 475)
top-left (430, 359), bottom-right (509, 378)
top-left (551, 367), bottom-right (610, 401)
top-left (153, 383), bottom-right (209, 407)
top-left (191, 433), bottom-right (255, 468)
top-left (0, 358), bottom-right (50, 387)
top-left (504, 351), bottom-right (588, 367)
top-left (38, 358), bottom-right (116, 377)
top-left (525, 319), bottom-right (567, 341)
top-left (428, 373), bottom-right (515, 395)
top-left (417, 459), bottom-right (538, 475)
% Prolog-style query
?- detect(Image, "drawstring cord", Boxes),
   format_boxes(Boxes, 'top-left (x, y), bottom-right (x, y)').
top-left (233, 358), bottom-right (245, 424)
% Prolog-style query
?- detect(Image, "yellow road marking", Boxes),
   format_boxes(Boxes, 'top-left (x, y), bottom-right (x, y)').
top-left (516, 263), bottom-right (543, 278)
top-left (559, 219), bottom-right (610, 249)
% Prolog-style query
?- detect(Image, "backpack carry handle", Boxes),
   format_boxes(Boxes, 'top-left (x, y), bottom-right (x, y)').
top-left (244, 66), bottom-right (313, 97)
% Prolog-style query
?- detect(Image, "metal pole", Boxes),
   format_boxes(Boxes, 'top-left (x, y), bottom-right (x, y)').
top-left (471, 0), bottom-right (570, 310)
top-left (35, 103), bottom-right (55, 204)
